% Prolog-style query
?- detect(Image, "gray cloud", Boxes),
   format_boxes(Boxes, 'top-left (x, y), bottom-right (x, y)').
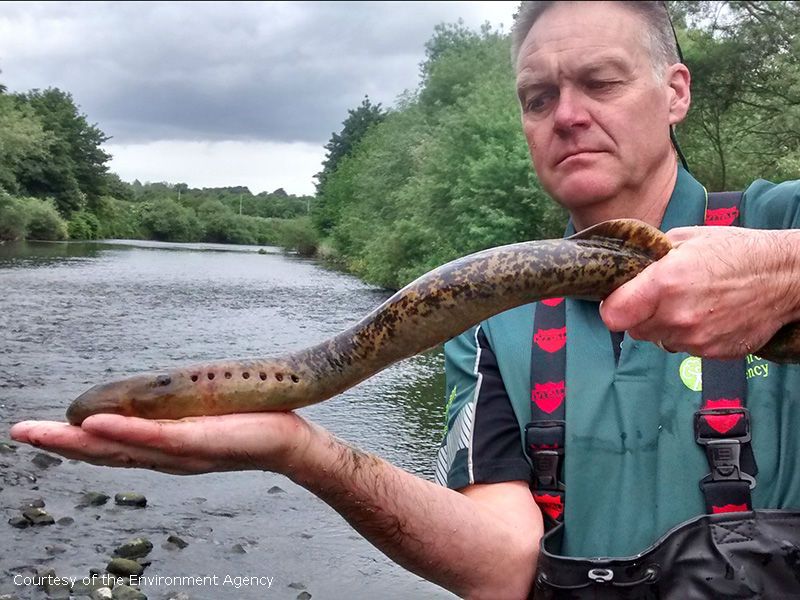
top-left (0, 1), bottom-right (516, 145)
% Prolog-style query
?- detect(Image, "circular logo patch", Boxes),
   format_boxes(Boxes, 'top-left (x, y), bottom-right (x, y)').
top-left (679, 356), bottom-right (702, 391)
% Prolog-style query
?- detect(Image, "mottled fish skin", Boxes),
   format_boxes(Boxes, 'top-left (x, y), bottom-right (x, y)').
top-left (65, 219), bottom-right (799, 425)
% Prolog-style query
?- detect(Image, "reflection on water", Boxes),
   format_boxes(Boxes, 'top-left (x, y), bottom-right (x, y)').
top-left (0, 239), bottom-right (454, 599)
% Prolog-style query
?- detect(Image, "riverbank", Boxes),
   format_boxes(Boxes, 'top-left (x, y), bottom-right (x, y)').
top-left (0, 239), bottom-right (451, 600)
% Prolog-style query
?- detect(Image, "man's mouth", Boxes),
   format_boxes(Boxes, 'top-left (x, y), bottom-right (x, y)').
top-left (556, 150), bottom-right (604, 166)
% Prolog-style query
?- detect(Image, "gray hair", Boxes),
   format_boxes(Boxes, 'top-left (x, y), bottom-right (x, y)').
top-left (511, 1), bottom-right (681, 79)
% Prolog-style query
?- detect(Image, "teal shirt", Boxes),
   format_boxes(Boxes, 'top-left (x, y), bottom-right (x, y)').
top-left (439, 167), bottom-right (800, 558)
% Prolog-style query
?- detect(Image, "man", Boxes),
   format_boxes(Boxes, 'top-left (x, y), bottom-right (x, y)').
top-left (11, 1), bottom-right (800, 597)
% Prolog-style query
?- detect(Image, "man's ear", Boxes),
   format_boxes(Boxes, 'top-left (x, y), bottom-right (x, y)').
top-left (666, 63), bottom-right (691, 125)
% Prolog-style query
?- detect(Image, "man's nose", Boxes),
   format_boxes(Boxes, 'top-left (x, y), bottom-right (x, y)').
top-left (552, 88), bottom-right (591, 134)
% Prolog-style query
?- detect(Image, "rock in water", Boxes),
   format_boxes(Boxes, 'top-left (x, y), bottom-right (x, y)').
top-left (8, 516), bottom-right (29, 529)
top-left (78, 491), bottom-right (110, 507)
top-left (114, 493), bottom-right (147, 508)
top-left (22, 507), bottom-right (55, 526)
top-left (110, 584), bottom-right (147, 600)
top-left (106, 558), bottom-right (144, 577)
top-left (31, 452), bottom-right (62, 469)
top-left (166, 535), bottom-right (188, 549)
top-left (113, 537), bottom-right (153, 559)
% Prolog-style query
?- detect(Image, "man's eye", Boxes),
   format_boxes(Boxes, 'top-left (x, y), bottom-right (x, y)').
top-left (525, 92), bottom-right (554, 113)
top-left (587, 80), bottom-right (620, 91)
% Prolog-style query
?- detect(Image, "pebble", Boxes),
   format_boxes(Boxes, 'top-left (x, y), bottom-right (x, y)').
top-left (91, 588), bottom-right (113, 600)
top-left (230, 543), bottom-right (247, 554)
top-left (0, 441), bottom-right (17, 454)
top-left (111, 584), bottom-right (147, 600)
top-left (19, 497), bottom-right (45, 510)
top-left (297, 592), bottom-right (312, 600)
top-left (106, 558), bottom-right (144, 577)
top-left (57, 516), bottom-right (75, 526)
top-left (267, 485), bottom-right (286, 494)
top-left (288, 582), bottom-right (307, 590)
top-left (114, 493), bottom-right (147, 508)
top-left (31, 452), bottom-right (62, 469)
top-left (22, 507), bottom-right (55, 526)
top-left (78, 491), bottom-right (111, 507)
top-left (113, 537), bottom-right (153, 559)
top-left (166, 535), bottom-right (188, 549)
top-left (8, 516), bottom-right (29, 529)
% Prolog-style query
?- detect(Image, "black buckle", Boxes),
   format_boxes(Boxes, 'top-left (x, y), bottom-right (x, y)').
top-left (694, 408), bottom-right (755, 490)
top-left (694, 407), bottom-right (751, 444)
top-left (525, 421), bottom-right (565, 491)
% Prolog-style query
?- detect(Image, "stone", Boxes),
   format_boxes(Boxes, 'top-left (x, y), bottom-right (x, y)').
top-left (0, 441), bottom-right (17, 454)
top-left (45, 544), bottom-right (67, 555)
top-left (19, 497), bottom-right (45, 509)
top-left (35, 569), bottom-right (57, 591)
top-left (288, 582), bottom-right (306, 590)
top-left (71, 579), bottom-right (97, 596)
top-left (22, 507), bottom-right (55, 526)
top-left (43, 576), bottom-right (71, 599)
top-left (111, 585), bottom-right (146, 600)
top-left (106, 558), bottom-right (144, 577)
top-left (31, 452), bottom-right (62, 469)
top-left (8, 516), bottom-right (29, 529)
top-left (113, 537), bottom-right (153, 559)
top-left (230, 543), bottom-right (247, 554)
top-left (166, 535), bottom-right (188, 549)
top-left (78, 492), bottom-right (110, 507)
top-left (267, 485), bottom-right (285, 494)
top-left (114, 493), bottom-right (147, 507)
top-left (297, 592), bottom-right (312, 600)
top-left (57, 516), bottom-right (75, 526)
top-left (91, 588), bottom-right (113, 600)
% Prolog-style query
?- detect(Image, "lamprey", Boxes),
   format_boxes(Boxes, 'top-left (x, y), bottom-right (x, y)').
top-left (66, 219), bottom-right (800, 425)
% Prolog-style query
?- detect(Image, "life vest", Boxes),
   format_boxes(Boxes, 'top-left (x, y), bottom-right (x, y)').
top-left (524, 192), bottom-right (800, 598)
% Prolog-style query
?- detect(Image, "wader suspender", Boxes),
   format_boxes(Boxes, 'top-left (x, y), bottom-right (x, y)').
top-left (526, 191), bottom-right (757, 530)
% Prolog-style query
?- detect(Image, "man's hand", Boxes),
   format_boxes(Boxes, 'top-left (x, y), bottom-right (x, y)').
top-left (10, 412), bottom-right (542, 597)
top-left (10, 412), bottom-right (312, 475)
top-left (600, 226), bottom-right (800, 358)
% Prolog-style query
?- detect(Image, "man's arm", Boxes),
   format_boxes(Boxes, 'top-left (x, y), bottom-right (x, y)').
top-left (10, 413), bottom-right (542, 599)
top-left (601, 227), bottom-right (800, 357)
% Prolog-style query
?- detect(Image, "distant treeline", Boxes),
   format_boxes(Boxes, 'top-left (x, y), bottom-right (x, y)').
top-left (0, 86), bottom-right (316, 253)
top-left (2, 1), bottom-right (799, 286)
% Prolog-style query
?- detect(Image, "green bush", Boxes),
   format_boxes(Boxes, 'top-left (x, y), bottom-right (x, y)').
top-left (67, 210), bottom-right (101, 240)
top-left (139, 197), bottom-right (202, 242)
top-left (275, 216), bottom-right (320, 257)
top-left (0, 191), bottom-right (28, 241)
top-left (22, 197), bottom-right (68, 240)
top-left (93, 196), bottom-right (143, 239)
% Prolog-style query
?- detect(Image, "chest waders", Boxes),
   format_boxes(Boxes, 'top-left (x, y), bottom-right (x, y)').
top-left (526, 192), bottom-right (800, 598)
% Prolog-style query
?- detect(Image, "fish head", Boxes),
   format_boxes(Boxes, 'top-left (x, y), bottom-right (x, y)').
top-left (66, 371), bottom-right (198, 425)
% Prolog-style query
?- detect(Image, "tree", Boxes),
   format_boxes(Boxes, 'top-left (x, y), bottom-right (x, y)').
top-left (15, 88), bottom-right (111, 215)
top-left (671, 1), bottom-right (800, 189)
top-left (0, 94), bottom-right (50, 194)
top-left (313, 95), bottom-right (386, 199)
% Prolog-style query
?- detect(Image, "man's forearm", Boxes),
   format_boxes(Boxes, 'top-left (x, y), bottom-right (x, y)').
top-left (287, 423), bottom-right (541, 599)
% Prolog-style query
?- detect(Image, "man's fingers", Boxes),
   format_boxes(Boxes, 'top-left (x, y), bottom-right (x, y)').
top-left (9, 420), bottom-right (208, 474)
top-left (600, 266), bottom-right (660, 332)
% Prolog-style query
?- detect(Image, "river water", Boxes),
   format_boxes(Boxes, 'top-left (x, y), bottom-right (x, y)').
top-left (0, 240), bottom-right (455, 599)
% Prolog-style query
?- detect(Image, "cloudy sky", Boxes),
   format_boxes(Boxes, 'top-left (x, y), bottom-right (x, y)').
top-left (0, 1), bottom-right (519, 195)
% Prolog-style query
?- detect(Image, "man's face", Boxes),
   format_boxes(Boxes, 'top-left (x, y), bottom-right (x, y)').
top-left (516, 2), bottom-right (679, 211)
